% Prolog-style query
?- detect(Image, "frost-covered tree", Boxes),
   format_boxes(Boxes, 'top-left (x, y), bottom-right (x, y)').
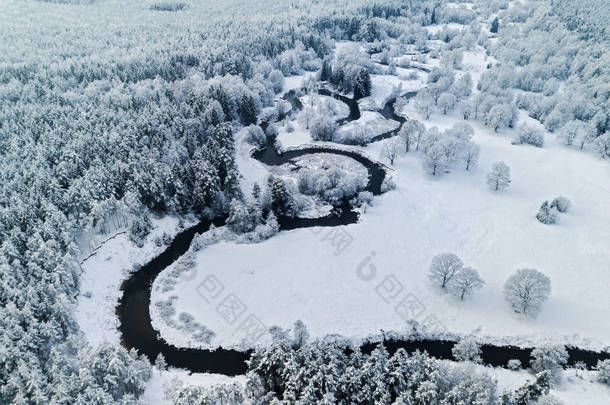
top-left (267, 176), bottom-right (297, 216)
top-left (438, 92), bottom-right (457, 115)
top-left (292, 320), bottom-right (309, 349)
top-left (485, 104), bottom-right (515, 132)
top-left (401, 120), bottom-right (426, 152)
top-left (310, 115), bottom-right (338, 141)
top-left (429, 253), bottom-right (463, 289)
top-left (486, 161), bottom-right (511, 191)
top-left (452, 338), bottom-right (482, 363)
top-left (423, 143), bottom-right (449, 177)
top-left (596, 359), bottom-right (610, 386)
top-left (462, 143), bottom-right (480, 171)
top-left (129, 209), bottom-right (152, 247)
top-left (227, 199), bottom-right (253, 233)
top-left (268, 69), bottom-right (285, 93)
top-left (382, 139), bottom-right (400, 165)
top-left (451, 73), bottom-right (473, 99)
top-left (502, 372), bottom-right (551, 405)
top-left (503, 268), bottom-right (551, 317)
top-left (595, 133), bottom-right (610, 159)
top-left (398, 123), bottom-right (416, 153)
top-left (514, 124), bottom-right (544, 147)
top-left (557, 120), bottom-right (582, 146)
top-left (245, 125), bottom-right (266, 147)
top-left (530, 345), bottom-right (568, 385)
top-left (168, 381), bottom-right (244, 405)
top-left (448, 267), bottom-right (485, 300)
top-left (414, 89), bottom-right (434, 120)
top-left (536, 201), bottom-right (558, 225)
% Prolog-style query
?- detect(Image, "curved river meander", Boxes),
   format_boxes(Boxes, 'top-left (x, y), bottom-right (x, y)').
top-left (117, 88), bottom-right (609, 376)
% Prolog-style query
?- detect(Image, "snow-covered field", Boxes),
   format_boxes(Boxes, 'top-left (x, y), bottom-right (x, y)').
top-left (76, 216), bottom-right (190, 347)
top-left (151, 40), bottom-right (610, 354)
top-left (71, 8), bottom-right (610, 403)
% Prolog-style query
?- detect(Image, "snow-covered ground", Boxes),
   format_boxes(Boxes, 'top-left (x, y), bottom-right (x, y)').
top-left (76, 215), bottom-right (191, 347)
top-left (152, 38), bottom-right (610, 353)
top-left (74, 13), bottom-right (610, 402)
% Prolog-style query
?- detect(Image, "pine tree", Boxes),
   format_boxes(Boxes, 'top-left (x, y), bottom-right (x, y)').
top-left (320, 60), bottom-right (332, 82)
top-left (490, 17), bottom-right (499, 34)
top-left (239, 94), bottom-right (257, 125)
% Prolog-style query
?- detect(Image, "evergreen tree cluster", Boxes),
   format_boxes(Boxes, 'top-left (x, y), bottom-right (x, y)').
top-left (0, 0), bottom-right (427, 401)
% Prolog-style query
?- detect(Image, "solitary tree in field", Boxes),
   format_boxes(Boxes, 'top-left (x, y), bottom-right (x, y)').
top-left (429, 253), bottom-right (463, 289)
top-left (381, 139), bottom-right (400, 165)
top-left (448, 267), bottom-right (485, 300)
top-left (486, 161), bottom-right (511, 191)
top-left (462, 143), bottom-right (480, 171)
top-left (503, 268), bottom-right (551, 317)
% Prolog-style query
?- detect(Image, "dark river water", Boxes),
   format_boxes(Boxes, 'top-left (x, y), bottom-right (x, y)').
top-left (116, 87), bottom-right (610, 375)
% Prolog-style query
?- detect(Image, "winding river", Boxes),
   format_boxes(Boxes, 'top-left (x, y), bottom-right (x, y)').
top-left (116, 88), bottom-right (610, 376)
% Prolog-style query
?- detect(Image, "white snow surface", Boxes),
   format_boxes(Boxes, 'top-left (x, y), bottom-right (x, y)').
top-left (76, 216), bottom-right (190, 347)
top-left (153, 41), bottom-right (610, 353)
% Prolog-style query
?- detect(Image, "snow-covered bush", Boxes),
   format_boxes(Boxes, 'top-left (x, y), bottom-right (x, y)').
top-left (535, 395), bottom-right (564, 405)
top-left (438, 92), bottom-right (457, 114)
top-left (502, 371), bottom-right (551, 405)
top-left (595, 133), bottom-right (610, 159)
top-left (381, 176), bottom-right (396, 192)
top-left (514, 124), bottom-right (544, 147)
top-left (227, 198), bottom-right (261, 233)
top-left (129, 211), bottom-right (152, 247)
top-left (448, 266), bottom-right (485, 300)
top-left (503, 268), bottom-right (551, 317)
top-left (508, 359), bottom-right (522, 370)
top-left (167, 381), bottom-right (244, 405)
top-left (550, 196), bottom-right (571, 213)
top-left (352, 191), bottom-right (374, 207)
top-left (452, 338), bottom-right (482, 363)
top-left (536, 201), bottom-right (558, 225)
top-left (268, 69), bottom-right (285, 93)
top-left (423, 143), bottom-right (449, 176)
top-left (251, 212), bottom-right (280, 241)
top-left (486, 161), bottom-right (511, 191)
top-left (596, 359), bottom-right (610, 385)
top-left (150, 2), bottom-right (187, 11)
top-left (429, 253), bottom-right (463, 289)
top-left (297, 167), bottom-right (366, 206)
top-left (310, 115), bottom-right (338, 141)
top-left (245, 124), bottom-right (267, 147)
top-left (530, 345), bottom-right (568, 384)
